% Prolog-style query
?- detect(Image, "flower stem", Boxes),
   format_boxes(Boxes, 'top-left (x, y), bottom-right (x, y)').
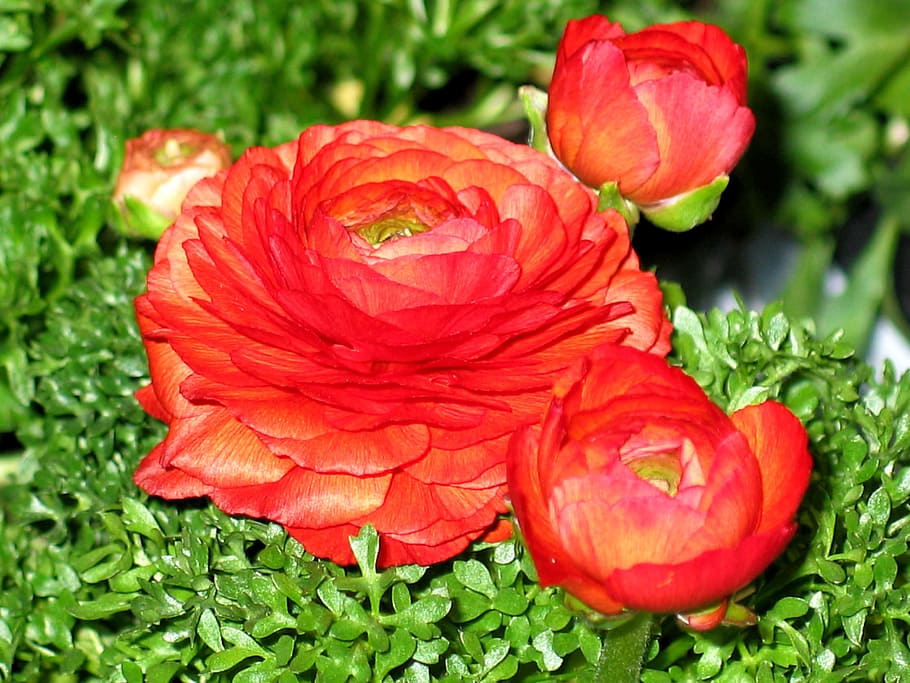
top-left (592, 612), bottom-right (653, 683)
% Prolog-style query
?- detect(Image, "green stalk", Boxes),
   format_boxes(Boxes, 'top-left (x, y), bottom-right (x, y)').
top-left (592, 612), bottom-right (654, 683)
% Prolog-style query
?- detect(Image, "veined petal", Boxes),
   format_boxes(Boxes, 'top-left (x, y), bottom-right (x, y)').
top-left (371, 251), bottom-right (521, 304)
top-left (553, 474), bottom-right (709, 576)
top-left (603, 524), bottom-right (798, 613)
top-left (628, 73), bottom-right (755, 204)
top-left (614, 29), bottom-right (726, 87)
top-left (507, 427), bottom-right (585, 585)
top-left (134, 442), bottom-right (214, 498)
top-left (243, 409), bottom-right (431, 476)
top-left (406, 436), bottom-right (506, 487)
top-left (156, 408), bottom-right (295, 487)
top-left (556, 15), bottom-right (626, 61)
top-left (211, 466), bottom-right (392, 529)
top-left (731, 401), bottom-right (812, 532)
top-left (547, 39), bottom-right (660, 193)
top-left (638, 21), bottom-right (749, 101)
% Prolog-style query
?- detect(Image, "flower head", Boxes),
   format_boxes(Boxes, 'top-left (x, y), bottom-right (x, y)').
top-left (134, 121), bottom-right (671, 566)
top-left (506, 345), bottom-right (811, 625)
top-left (114, 129), bottom-right (232, 238)
top-left (545, 16), bottom-right (755, 227)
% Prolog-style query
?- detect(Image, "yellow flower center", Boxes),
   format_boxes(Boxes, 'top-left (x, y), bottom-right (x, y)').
top-left (154, 138), bottom-right (196, 166)
top-left (357, 217), bottom-right (429, 245)
top-left (620, 437), bottom-right (700, 496)
top-left (623, 451), bottom-right (682, 495)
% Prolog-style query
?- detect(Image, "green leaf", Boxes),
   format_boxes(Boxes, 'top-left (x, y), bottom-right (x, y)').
top-left (769, 597), bottom-right (809, 620)
top-left (384, 594), bottom-right (451, 640)
top-left (121, 496), bottom-right (164, 543)
top-left (374, 628), bottom-right (418, 680)
top-left (0, 14), bottom-right (31, 51)
top-left (349, 523), bottom-right (380, 575)
top-left (817, 215), bottom-right (900, 354)
top-left (206, 647), bottom-right (268, 673)
top-left (197, 608), bottom-right (224, 653)
top-left (454, 559), bottom-right (498, 599)
top-left (531, 630), bottom-right (563, 672)
top-left (781, 0), bottom-right (910, 38)
top-left (67, 592), bottom-right (134, 620)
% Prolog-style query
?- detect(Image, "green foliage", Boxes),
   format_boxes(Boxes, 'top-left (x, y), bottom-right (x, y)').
top-left (663, 302), bottom-right (910, 682)
top-left (80, 0), bottom-right (598, 145)
top-left (700, 0), bottom-right (910, 349)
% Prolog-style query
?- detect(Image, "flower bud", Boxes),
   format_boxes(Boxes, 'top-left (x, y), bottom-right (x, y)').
top-left (506, 345), bottom-right (811, 626)
top-left (545, 15), bottom-right (755, 229)
top-left (113, 129), bottom-right (232, 239)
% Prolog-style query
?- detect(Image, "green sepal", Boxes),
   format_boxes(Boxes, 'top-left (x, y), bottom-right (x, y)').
top-left (111, 195), bottom-right (173, 241)
top-left (561, 591), bottom-right (639, 631)
top-left (518, 85), bottom-right (550, 154)
top-left (596, 181), bottom-right (640, 229)
top-left (639, 175), bottom-right (729, 232)
top-left (720, 600), bottom-right (758, 627)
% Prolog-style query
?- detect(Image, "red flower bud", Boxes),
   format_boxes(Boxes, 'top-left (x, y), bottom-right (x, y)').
top-left (546, 16), bottom-right (755, 208)
top-left (506, 345), bottom-right (811, 623)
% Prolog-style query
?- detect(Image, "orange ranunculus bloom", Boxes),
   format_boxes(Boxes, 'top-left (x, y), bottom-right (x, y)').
top-left (114, 128), bottom-right (232, 221)
top-left (133, 121), bottom-right (671, 567)
top-left (506, 345), bottom-right (811, 625)
top-left (546, 15), bottom-right (755, 207)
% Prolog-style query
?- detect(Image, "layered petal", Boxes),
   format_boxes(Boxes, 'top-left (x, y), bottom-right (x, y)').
top-left (506, 344), bottom-right (811, 619)
top-left (547, 39), bottom-right (659, 193)
top-left (637, 21), bottom-right (750, 101)
top-left (731, 401), bottom-right (813, 532)
top-left (629, 73), bottom-right (755, 204)
top-left (134, 121), bottom-right (671, 566)
top-left (603, 523), bottom-right (799, 613)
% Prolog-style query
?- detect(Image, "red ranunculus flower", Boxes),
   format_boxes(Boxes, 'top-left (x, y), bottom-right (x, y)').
top-left (546, 15), bottom-right (755, 207)
top-left (134, 121), bottom-right (672, 567)
top-left (506, 345), bottom-right (811, 624)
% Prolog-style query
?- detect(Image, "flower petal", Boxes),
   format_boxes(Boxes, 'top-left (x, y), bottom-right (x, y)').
top-left (603, 524), bottom-right (798, 613)
top-left (628, 73), bottom-right (755, 204)
top-left (211, 466), bottom-right (392, 529)
top-left (553, 472), bottom-right (709, 575)
top-left (731, 401), bottom-right (813, 532)
top-left (547, 39), bottom-right (660, 193)
top-left (637, 21), bottom-right (750, 102)
top-left (153, 408), bottom-right (296, 487)
top-left (556, 15), bottom-right (626, 60)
